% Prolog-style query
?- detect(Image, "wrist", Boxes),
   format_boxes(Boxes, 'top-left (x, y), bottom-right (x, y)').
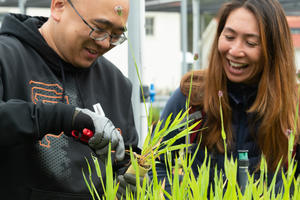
top-left (72, 108), bottom-right (81, 128)
top-left (36, 103), bottom-right (75, 137)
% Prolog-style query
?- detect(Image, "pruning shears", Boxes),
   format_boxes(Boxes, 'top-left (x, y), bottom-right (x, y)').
top-left (71, 128), bottom-right (94, 143)
top-left (71, 103), bottom-right (105, 143)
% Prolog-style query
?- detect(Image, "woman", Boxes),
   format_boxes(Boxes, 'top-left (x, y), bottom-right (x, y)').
top-left (152, 0), bottom-right (300, 194)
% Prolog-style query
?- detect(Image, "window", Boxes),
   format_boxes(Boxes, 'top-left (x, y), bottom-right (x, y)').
top-left (145, 17), bottom-right (154, 36)
top-left (291, 28), bottom-right (300, 34)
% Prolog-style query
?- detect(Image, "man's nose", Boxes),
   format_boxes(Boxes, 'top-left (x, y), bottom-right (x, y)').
top-left (95, 37), bottom-right (111, 49)
top-left (228, 41), bottom-right (245, 57)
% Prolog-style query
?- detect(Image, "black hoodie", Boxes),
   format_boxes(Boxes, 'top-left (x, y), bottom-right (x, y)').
top-left (0, 13), bottom-right (138, 200)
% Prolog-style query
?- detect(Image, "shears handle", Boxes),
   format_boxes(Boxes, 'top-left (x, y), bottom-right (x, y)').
top-left (71, 128), bottom-right (94, 143)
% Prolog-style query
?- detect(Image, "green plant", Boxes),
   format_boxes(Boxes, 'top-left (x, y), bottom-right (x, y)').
top-left (82, 144), bottom-right (119, 200)
top-left (83, 138), bottom-right (300, 199)
top-left (138, 109), bottom-right (200, 167)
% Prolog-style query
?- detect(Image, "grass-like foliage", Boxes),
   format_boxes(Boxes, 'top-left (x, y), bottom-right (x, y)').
top-left (139, 109), bottom-right (201, 167)
top-left (82, 102), bottom-right (300, 199)
top-left (82, 86), bottom-right (300, 199)
top-left (83, 138), bottom-right (300, 199)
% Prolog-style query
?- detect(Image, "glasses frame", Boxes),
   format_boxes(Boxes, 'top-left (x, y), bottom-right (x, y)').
top-left (67, 0), bottom-right (127, 46)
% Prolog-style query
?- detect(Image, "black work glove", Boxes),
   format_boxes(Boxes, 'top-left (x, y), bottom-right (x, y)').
top-left (72, 108), bottom-right (95, 133)
top-left (72, 108), bottom-right (125, 161)
top-left (116, 173), bottom-right (144, 200)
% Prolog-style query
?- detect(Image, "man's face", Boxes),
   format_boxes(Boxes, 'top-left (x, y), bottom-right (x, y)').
top-left (53, 0), bottom-right (129, 68)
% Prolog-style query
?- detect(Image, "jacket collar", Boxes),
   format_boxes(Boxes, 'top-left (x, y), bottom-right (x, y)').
top-left (227, 80), bottom-right (258, 109)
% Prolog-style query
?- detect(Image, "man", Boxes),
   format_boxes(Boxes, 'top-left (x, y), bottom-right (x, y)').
top-left (0, 0), bottom-right (138, 199)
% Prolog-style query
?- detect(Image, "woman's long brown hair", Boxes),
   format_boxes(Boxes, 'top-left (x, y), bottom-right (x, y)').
top-left (202, 0), bottom-right (299, 171)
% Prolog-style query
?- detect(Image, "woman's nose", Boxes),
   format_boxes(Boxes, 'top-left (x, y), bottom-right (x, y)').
top-left (228, 41), bottom-right (245, 57)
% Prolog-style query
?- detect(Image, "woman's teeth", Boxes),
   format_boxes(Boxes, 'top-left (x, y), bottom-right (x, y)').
top-left (229, 61), bottom-right (248, 68)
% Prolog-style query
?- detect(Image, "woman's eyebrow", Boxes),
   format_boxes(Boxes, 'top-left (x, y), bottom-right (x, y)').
top-left (223, 27), bottom-right (259, 39)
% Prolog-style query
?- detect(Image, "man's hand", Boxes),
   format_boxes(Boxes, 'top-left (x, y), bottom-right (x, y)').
top-left (72, 108), bottom-right (125, 161)
top-left (116, 173), bottom-right (144, 199)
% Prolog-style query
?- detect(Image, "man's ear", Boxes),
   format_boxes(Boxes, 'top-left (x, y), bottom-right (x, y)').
top-left (50, 0), bottom-right (66, 22)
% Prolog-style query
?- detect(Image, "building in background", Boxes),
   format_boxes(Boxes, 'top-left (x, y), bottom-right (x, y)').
top-left (287, 16), bottom-right (300, 70)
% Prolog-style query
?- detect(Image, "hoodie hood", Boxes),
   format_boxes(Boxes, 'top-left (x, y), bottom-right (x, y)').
top-left (0, 13), bottom-right (92, 73)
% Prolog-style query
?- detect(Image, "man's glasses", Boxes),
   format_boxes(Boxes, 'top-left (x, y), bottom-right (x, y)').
top-left (67, 0), bottom-right (127, 46)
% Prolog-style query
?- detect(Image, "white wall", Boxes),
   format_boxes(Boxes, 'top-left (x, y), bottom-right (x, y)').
top-left (106, 12), bottom-right (182, 93)
top-left (201, 18), bottom-right (217, 69)
top-left (296, 49), bottom-right (300, 70)
top-left (103, 41), bottom-right (129, 76)
top-left (144, 12), bottom-right (181, 92)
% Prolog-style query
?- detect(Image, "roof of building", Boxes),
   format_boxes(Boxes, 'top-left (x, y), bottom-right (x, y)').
top-left (0, 0), bottom-right (299, 16)
top-left (146, 0), bottom-right (300, 15)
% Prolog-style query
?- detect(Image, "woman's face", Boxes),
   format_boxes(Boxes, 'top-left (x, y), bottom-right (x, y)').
top-left (218, 7), bottom-right (262, 83)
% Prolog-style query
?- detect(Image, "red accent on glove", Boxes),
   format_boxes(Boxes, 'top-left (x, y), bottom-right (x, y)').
top-left (72, 128), bottom-right (94, 143)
